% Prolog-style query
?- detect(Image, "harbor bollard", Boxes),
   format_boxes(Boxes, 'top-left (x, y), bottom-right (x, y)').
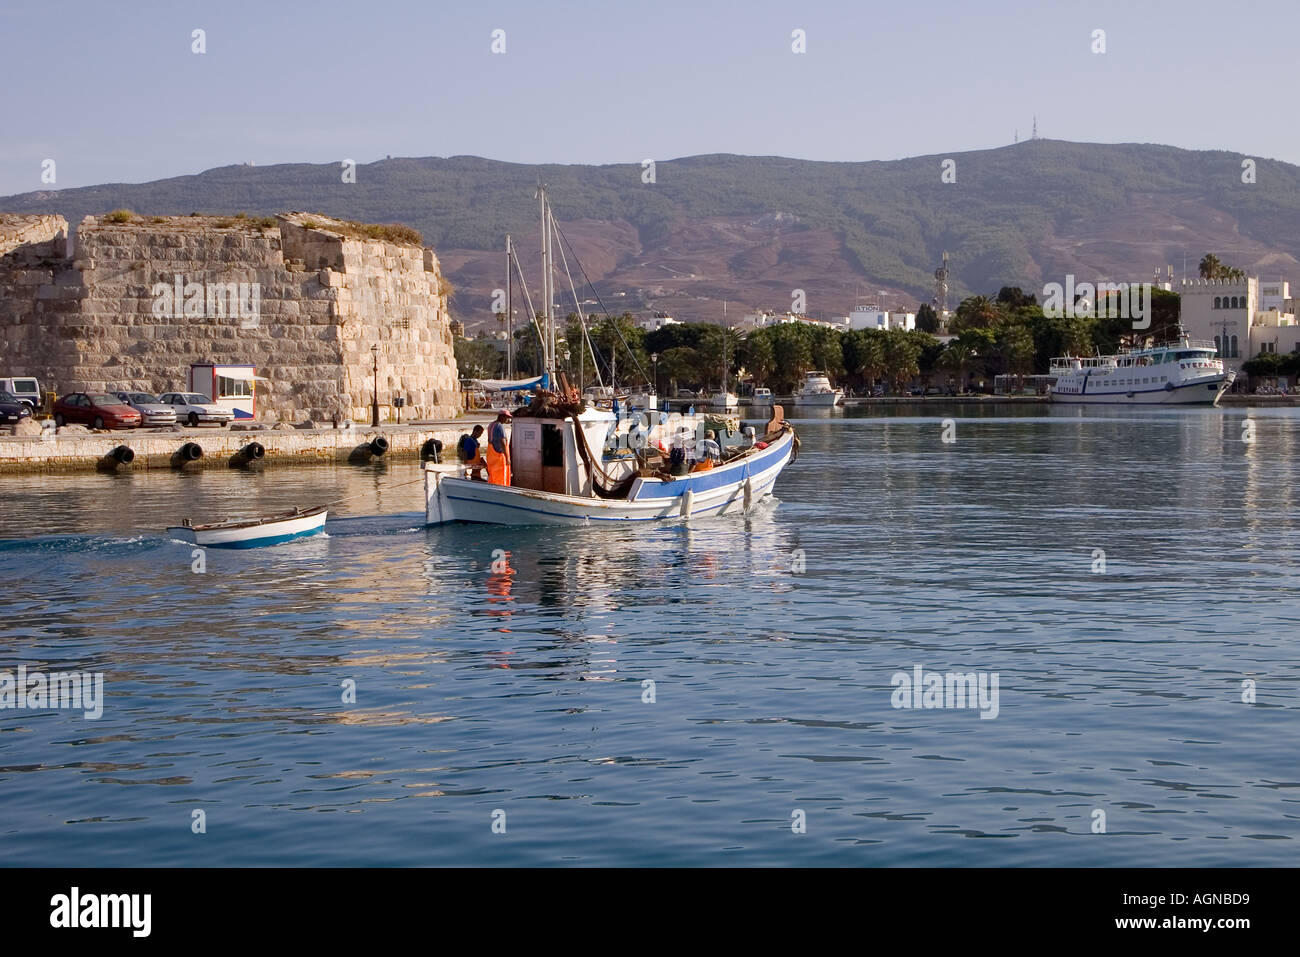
top-left (348, 435), bottom-right (390, 464)
top-left (96, 445), bottom-right (135, 472)
top-left (228, 441), bottom-right (265, 468)
top-left (171, 442), bottom-right (204, 468)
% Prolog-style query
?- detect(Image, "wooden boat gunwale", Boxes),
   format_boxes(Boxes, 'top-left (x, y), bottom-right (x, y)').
top-left (179, 504), bottom-right (328, 533)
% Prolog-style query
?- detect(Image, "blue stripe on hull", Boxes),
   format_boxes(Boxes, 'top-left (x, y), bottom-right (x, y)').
top-left (202, 526), bottom-right (326, 549)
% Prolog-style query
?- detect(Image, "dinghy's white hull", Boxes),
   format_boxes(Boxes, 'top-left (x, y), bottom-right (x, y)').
top-left (168, 508), bottom-right (328, 548)
top-left (425, 429), bottom-right (795, 526)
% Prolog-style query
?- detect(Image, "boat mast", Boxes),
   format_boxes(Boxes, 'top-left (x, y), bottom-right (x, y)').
top-left (539, 186), bottom-right (556, 382)
top-left (505, 234), bottom-right (515, 379)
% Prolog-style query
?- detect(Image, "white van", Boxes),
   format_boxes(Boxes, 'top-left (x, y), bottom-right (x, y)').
top-left (0, 377), bottom-right (41, 409)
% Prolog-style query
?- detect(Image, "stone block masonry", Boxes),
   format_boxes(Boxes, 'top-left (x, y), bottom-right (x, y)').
top-left (0, 212), bottom-right (460, 423)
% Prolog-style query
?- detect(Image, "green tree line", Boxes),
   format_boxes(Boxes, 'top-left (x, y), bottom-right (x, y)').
top-left (456, 286), bottom-right (1186, 394)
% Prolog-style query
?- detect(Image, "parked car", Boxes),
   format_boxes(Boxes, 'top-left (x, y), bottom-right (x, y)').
top-left (0, 376), bottom-right (41, 409)
top-left (52, 392), bottom-right (142, 430)
top-left (0, 389), bottom-right (34, 425)
top-left (113, 391), bottom-right (178, 426)
top-left (158, 392), bottom-right (232, 427)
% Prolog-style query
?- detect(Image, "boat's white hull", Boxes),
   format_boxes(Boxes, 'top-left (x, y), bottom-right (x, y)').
top-left (1050, 372), bottom-right (1234, 405)
top-left (425, 429), bottom-right (795, 526)
top-left (793, 391), bottom-right (842, 406)
top-left (167, 509), bottom-right (327, 547)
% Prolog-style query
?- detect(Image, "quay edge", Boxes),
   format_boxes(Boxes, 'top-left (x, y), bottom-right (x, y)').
top-left (0, 421), bottom-right (483, 474)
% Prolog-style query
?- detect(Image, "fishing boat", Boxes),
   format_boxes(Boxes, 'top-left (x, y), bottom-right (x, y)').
top-left (794, 371), bottom-right (843, 406)
top-left (423, 185), bottom-right (798, 527)
top-left (1049, 334), bottom-right (1236, 405)
top-left (748, 387), bottom-right (774, 406)
top-left (425, 406), bottom-right (796, 526)
top-left (167, 505), bottom-right (328, 548)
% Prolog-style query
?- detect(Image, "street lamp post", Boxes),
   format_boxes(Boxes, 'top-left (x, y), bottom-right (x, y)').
top-left (651, 352), bottom-right (659, 398)
top-left (371, 344), bottom-right (379, 427)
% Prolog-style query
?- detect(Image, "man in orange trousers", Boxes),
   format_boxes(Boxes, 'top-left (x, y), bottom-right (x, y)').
top-left (485, 409), bottom-right (512, 486)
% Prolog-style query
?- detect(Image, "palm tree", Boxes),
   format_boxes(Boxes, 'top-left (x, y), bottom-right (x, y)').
top-left (1199, 254), bottom-right (1222, 279)
top-left (938, 343), bottom-right (972, 393)
top-left (881, 330), bottom-right (921, 393)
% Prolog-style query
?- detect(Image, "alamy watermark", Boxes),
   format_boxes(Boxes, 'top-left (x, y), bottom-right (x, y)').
top-left (152, 274), bottom-right (261, 328)
top-left (1042, 275), bottom-right (1152, 330)
top-left (1, 665), bottom-right (103, 719)
top-left (890, 664), bottom-right (999, 719)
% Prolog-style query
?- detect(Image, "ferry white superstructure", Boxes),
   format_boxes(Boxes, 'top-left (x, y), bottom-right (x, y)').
top-left (1049, 337), bottom-right (1235, 405)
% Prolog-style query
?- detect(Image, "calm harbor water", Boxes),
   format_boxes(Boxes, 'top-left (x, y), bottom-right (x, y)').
top-left (1, 404), bottom-right (1296, 866)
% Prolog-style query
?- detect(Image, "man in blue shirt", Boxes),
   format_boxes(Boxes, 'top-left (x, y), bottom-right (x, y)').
top-left (457, 424), bottom-right (485, 480)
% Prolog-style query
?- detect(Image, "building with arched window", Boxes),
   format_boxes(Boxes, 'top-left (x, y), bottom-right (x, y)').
top-left (1180, 277), bottom-right (1300, 386)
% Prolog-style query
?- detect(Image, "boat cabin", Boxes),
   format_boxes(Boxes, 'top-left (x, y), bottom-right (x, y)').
top-left (509, 409), bottom-right (624, 496)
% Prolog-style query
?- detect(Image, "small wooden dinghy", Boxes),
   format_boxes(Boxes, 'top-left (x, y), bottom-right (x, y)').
top-left (167, 505), bottom-right (328, 548)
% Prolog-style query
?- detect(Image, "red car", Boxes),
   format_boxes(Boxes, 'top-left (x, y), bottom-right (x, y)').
top-left (53, 392), bottom-right (142, 430)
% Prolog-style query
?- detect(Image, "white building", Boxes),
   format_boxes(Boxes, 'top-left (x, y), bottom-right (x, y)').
top-left (1178, 277), bottom-right (1300, 376)
top-left (846, 306), bottom-right (916, 332)
top-left (639, 314), bottom-right (681, 332)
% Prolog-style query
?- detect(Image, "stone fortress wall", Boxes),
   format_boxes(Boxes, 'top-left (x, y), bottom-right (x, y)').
top-left (0, 211), bottom-right (460, 423)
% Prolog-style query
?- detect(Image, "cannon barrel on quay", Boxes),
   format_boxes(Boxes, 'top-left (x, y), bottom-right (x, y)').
top-left (228, 441), bottom-right (266, 468)
top-left (95, 444), bottom-right (135, 472)
top-left (171, 442), bottom-right (204, 468)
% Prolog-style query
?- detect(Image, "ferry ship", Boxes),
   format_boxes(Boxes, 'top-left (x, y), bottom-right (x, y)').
top-left (793, 371), bottom-right (844, 406)
top-left (1049, 336), bottom-right (1235, 406)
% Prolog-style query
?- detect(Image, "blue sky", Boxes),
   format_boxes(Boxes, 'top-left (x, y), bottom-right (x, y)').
top-left (0, 0), bottom-right (1294, 195)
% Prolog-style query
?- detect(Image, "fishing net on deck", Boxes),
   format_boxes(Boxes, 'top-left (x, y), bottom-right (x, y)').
top-left (511, 381), bottom-right (586, 419)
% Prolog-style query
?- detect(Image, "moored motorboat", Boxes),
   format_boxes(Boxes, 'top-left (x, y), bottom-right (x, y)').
top-left (709, 390), bottom-right (739, 410)
top-left (167, 505), bottom-right (328, 548)
top-left (794, 371), bottom-right (843, 406)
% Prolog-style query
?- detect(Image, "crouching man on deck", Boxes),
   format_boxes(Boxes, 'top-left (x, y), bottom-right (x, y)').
top-left (457, 424), bottom-right (487, 481)
top-left (485, 410), bottom-right (512, 486)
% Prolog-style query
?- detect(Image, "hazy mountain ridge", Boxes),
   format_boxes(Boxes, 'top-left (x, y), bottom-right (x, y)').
top-left (5, 141), bottom-right (1300, 326)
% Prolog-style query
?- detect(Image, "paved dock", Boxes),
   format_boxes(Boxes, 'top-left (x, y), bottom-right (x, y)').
top-left (0, 417), bottom-right (493, 473)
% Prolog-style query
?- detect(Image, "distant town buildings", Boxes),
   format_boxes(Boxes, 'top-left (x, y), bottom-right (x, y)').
top-left (734, 307), bottom-right (917, 333)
